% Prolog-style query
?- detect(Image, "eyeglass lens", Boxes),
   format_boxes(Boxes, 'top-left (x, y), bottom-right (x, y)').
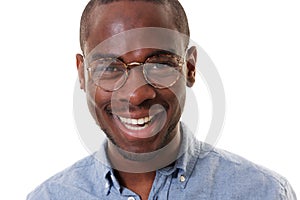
top-left (88, 55), bottom-right (183, 91)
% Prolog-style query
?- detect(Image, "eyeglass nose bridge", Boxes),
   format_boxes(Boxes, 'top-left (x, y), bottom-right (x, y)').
top-left (124, 61), bottom-right (148, 81)
top-left (126, 61), bottom-right (144, 69)
top-left (123, 61), bottom-right (148, 87)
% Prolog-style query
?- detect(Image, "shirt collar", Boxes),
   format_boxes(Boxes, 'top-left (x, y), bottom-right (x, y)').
top-left (158, 123), bottom-right (201, 188)
top-left (94, 142), bottom-right (121, 195)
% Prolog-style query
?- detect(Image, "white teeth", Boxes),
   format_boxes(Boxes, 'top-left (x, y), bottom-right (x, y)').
top-left (118, 115), bottom-right (153, 126)
top-left (125, 124), bottom-right (149, 131)
top-left (137, 118), bottom-right (144, 125)
top-left (132, 119), bottom-right (138, 125)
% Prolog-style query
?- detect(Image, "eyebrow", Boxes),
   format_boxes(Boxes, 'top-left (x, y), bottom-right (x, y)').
top-left (146, 49), bottom-right (177, 57)
top-left (89, 49), bottom-right (178, 62)
top-left (90, 53), bottom-right (119, 61)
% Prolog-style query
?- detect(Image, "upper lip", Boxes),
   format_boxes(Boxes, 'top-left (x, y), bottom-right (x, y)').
top-left (107, 102), bottom-right (168, 120)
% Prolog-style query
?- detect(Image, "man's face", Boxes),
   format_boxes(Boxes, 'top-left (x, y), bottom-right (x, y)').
top-left (77, 1), bottom-right (195, 153)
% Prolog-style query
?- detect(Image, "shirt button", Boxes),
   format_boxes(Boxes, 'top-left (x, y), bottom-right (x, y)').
top-left (180, 175), bottom-right (186, 182)
top-left (128, 197), bottom-right (135, 200)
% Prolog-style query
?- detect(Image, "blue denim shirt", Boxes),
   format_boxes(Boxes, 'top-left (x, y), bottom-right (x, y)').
top-left (27, 123), bottom-right (297, 200)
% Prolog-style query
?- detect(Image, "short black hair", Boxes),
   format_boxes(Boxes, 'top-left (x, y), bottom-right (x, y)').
top-left (79, 0), bottom-right (190, 53)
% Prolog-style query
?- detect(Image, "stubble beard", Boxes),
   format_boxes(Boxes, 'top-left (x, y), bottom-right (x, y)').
top-left (101, 117), bottom-right (180, 162)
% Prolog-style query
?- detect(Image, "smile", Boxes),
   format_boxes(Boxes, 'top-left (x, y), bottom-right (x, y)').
top-left (117, 115), bottom-right (154, 131)
top-left (111, 107), bottom-right (167, 139)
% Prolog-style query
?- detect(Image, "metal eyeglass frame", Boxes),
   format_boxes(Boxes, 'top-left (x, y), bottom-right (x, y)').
top-left (86, 54), bottom-right (186, 92)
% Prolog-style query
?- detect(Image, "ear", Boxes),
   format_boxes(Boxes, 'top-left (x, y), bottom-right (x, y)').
top-left (76, 54), bottom-right (86, 91)
top-left (185, 46), bottom-right (197, 87)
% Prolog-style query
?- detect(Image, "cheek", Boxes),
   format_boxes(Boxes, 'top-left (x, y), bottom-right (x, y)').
top-left (86, 84), bottom-right (112, 123)
top-left (168, 81), bottom-right (186, 111)
top-left (86, 84), bottom-right (98, 123)
top-left (159, 81), bottom-right (186, 121)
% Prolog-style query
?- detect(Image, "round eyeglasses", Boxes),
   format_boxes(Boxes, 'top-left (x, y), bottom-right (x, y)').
top-left (86, 54), bottom-right (185, 91)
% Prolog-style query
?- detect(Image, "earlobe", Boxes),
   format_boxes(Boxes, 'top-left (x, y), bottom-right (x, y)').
top-left (186, 46), bottom-right (197, 87)
top-left (76, 54), bottom-right (86, 91)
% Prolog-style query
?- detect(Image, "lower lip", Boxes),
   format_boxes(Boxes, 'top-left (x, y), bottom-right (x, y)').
top-left (113, 112), bottom-right (165, 139)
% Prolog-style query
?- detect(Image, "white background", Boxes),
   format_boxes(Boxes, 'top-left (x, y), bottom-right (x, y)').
top-left (0, 0), bottom-right (299, 199)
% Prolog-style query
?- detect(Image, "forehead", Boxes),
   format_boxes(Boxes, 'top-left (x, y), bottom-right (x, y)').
top-left (84, 1), bottom-right (185, 56)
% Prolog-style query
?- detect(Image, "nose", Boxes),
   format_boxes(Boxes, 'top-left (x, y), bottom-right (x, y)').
top-left (118, 66), bottom-right (156, 106)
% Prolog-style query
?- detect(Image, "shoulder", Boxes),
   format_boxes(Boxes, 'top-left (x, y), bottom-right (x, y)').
top-left (191, 143), bottom-right (296, 199)
top-left (27, 155), bottom-right (104, 200)
top-left (203, 146), bottom-right (286, 183)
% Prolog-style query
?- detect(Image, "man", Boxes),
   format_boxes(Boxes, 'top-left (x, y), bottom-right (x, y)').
top-left (27, 0), bottom-right (297, 199)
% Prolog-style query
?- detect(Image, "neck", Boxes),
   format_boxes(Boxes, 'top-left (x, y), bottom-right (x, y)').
top-left (115, 170), bottom-right (156, 200)
top-left (107, 125), bottom-right (181, 199)
top-left (107, 124), bottom-right (181, 173)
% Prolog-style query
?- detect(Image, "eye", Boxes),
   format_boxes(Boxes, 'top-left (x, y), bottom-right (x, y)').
top-left (152, 63), bottom-right (170, 69)
top-left (150, 62), bottom-right (177, 71)
top-left (90, 59), bottom-right (124, 72)
top-left (144, 63), bottom-right (178, 76)
top-left (97, 65), bottom-right (122, 72)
